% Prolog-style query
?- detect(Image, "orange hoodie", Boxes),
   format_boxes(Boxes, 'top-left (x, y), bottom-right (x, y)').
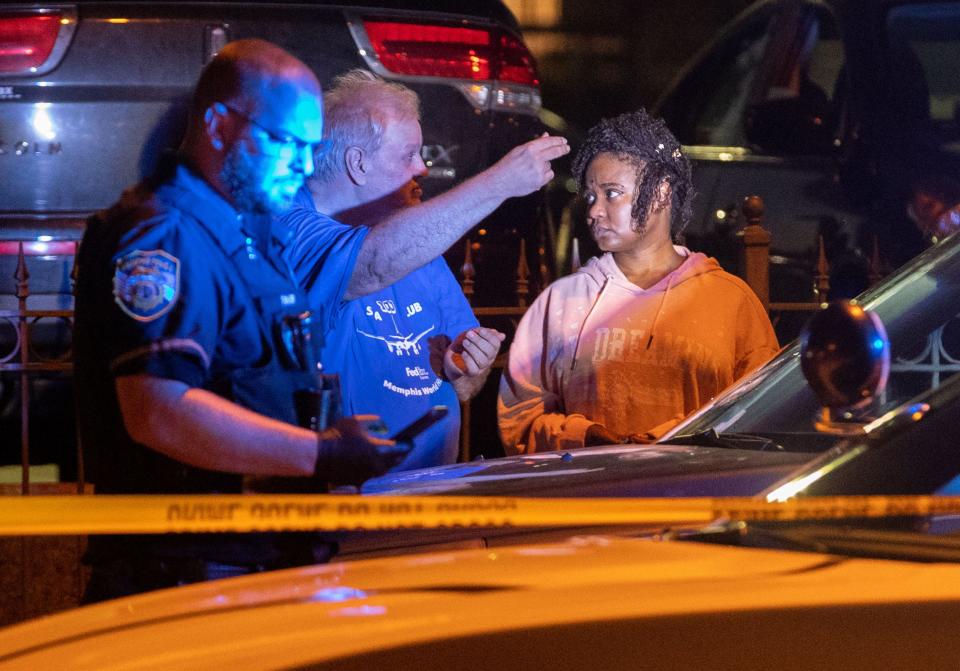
top-left (498, 248), bottom-right (779, 454)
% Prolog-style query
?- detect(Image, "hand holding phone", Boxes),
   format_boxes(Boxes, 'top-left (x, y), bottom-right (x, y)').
top-left (390, 405), bottom-right (449, 443)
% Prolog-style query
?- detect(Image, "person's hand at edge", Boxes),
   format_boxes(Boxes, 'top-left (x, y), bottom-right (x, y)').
top-left (314, 414), bottom-right (409, 486)
top-left (444, 327), bottom-right (506, 401)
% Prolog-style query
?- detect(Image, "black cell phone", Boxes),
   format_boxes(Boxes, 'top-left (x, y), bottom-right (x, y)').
top-left (390, 405), bottom-right (449, 443)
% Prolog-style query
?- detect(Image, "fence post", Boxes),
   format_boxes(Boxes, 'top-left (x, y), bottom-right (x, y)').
top-left (15, 243), bottom-right (30, 495)
top-left (516, 238), bottom-right (529, 309)
top-left (71, 242), bottom-right (85, 494)
top-left (460, 238), bottom-right (475, 306)
top-left (739, 195), bottom-right (770, 310)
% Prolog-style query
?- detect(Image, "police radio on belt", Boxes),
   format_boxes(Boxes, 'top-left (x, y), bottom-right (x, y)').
top-left (283, 308), bottom-right (343, 431)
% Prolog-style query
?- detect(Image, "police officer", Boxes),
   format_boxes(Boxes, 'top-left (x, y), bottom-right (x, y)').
top-left (74, 39), bottom-right (405, 602)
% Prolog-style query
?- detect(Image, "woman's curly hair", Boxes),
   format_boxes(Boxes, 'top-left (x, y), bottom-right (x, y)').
top-left (572, 109), bottom-right (693, 238)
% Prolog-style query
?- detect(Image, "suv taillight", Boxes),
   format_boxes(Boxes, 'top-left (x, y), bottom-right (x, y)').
top-left (356, 18), bottom-right (541, 114)
top-left (362, 20), bottom-right (538, 87)
top-left (0, 12), bottom-right (63, 74)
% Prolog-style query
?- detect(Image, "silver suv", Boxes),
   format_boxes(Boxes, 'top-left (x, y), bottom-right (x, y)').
top-left (0, 1), bottom-right (547, 476)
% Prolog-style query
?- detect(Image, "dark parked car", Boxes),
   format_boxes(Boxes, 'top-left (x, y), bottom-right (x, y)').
top-left (0, 2), bottom-right (545, 270)
top-left (0, 0), bottom-right (548, 475)
top-left (653, 0), bottom-right (960, 301)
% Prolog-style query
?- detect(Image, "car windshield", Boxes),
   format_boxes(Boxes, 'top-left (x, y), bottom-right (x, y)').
top-left (662, 231), bottom-right (960, 450)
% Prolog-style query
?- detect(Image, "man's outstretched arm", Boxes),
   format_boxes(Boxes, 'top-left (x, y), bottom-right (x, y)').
top-left (345, 134), bottom-right (569, 300)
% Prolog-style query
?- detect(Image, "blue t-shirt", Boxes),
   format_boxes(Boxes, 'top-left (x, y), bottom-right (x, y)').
top-left (323, 257), bottom-right (478, 470)
top-left (280, 190), bottom-right (477, 469)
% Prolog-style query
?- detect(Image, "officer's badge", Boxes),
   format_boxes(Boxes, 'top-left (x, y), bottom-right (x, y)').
top-left (113, 249), bottom-right (180, 322)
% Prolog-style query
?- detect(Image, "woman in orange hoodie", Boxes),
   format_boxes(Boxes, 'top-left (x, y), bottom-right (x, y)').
top-left (498, 109), bottom-right (779, 454)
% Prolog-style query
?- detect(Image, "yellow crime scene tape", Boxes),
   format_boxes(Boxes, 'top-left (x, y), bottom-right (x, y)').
top-left (3, 494), bottom-right (960, 535)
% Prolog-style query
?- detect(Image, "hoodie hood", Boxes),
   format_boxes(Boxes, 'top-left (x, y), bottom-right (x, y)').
top-left (577, 247), bottom-right (721, 291)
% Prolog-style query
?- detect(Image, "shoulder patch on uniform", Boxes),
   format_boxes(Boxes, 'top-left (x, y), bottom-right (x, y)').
top-left (113, 249), bottom-right (181, 322)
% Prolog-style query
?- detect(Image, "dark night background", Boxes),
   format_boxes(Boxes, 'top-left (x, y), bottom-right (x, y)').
top-left (510, 0), bottom-right (755, 134)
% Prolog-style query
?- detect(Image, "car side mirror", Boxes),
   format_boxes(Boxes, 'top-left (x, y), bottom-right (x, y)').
top-left (745, 91), bottom-right (835, 155)
top-left (800, 301), bottom-right (890, 433)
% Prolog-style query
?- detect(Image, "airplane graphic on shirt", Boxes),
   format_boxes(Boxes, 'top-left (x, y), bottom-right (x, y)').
top-left (357, 324), bottom-right (436, 356)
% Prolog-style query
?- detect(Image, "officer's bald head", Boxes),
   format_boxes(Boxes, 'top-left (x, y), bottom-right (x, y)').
top-left (190, 39), bottom-right (322, 122)
top-left (181, 39), bottom-right (323, 213)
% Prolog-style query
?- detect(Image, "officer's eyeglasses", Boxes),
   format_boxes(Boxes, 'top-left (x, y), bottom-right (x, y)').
top-left (219, 102), bottom-right (328, 160)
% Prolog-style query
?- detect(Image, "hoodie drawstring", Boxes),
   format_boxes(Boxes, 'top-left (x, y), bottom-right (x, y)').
top-left (570, 275), bottom-right (613, 371)
top-left (646, 273), bottom-right (674, 349)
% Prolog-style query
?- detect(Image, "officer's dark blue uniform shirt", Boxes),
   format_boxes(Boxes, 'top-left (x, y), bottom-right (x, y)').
top-left (75, 161), bottom-right (335, 563)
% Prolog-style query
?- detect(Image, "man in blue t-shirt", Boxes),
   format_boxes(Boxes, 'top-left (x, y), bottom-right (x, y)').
top-left (323, 251), bottom-right (481, 469)
top-left (283, 70), bottom-right (540, 468)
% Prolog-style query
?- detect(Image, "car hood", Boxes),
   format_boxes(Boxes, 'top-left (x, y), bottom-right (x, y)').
top-left (3, 534), bottom-right (960, 669)
top-left (363, 444), bottom-right (813, 497)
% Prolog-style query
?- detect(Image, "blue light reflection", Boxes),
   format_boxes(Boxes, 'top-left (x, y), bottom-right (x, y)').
top-left (331, 605), bottom-right (387, 617)
top-left (308, 586), bottom-right (368, 603)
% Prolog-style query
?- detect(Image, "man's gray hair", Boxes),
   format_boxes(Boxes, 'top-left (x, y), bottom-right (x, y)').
top-left (313, 69), bottom-right (421, 182)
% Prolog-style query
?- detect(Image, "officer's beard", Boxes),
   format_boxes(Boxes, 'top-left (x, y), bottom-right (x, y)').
top-left (220, 145), bottom-right (285, 216)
